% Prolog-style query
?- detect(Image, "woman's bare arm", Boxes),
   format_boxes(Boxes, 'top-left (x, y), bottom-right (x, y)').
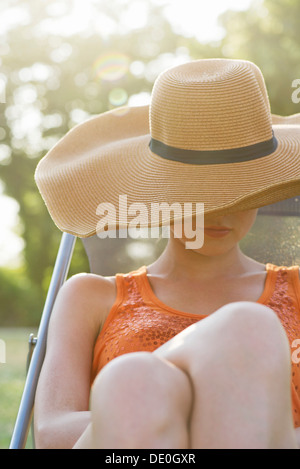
top-left (34, 273), bottom-right (116, 449)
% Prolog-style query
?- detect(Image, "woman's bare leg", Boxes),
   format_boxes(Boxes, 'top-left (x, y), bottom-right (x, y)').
top-left (75, 301), bottom-right (298, 449)
top-left (76, 352), bottom-right (192, 449)
top-left (155, 301), bottom-right (297, 449)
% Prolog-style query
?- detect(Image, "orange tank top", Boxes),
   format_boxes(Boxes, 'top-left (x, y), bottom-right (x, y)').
top-left (91, 263), bottom-right (300, 427)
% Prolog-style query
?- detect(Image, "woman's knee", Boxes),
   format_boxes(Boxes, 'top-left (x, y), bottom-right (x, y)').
top-left (186, 301), bottom-right (291, 379)
top-left (216, 301), bottom-right (290, 362)
top-left (91, 351), bottom-right (192, 447)
top-left (92, 351), bottom-right (192, 413)
top-left (91, 352), bottom-right (161, 414)
top-left (92, 351), bottom-right (188, 401)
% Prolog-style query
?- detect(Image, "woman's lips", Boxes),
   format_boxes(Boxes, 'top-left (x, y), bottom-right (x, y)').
top-left (204, 226), bottom-right (232, 238)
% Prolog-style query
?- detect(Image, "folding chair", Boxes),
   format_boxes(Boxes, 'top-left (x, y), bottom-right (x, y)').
top-left (9, 196), bottom-right (300, 449)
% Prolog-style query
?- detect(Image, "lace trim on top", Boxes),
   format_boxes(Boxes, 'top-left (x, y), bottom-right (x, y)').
top-left (91, 264), bottom-right (300, 426)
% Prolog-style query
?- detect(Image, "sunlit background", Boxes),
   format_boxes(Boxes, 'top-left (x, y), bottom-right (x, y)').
top-left (1, 0), bottom-right (300, 325)
top-left (0, 0), bottom-right (254, 268)
top-left (1, 0), bottom-right (300, 449)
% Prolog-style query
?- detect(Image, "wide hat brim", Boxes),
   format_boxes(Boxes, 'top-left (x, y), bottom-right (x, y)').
top-left (35, 106), bottom-right (300, 238)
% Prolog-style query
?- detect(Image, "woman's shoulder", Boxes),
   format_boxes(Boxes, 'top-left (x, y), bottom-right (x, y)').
top-left (64, 271), bottom-right (116, 291)
top-left (52, 272), bottom-right (117, 331)
top-left (63, 271), bottom-right (116, 304)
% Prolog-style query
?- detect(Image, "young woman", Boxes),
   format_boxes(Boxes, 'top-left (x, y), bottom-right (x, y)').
top-left (34, 59), bottom-right (300, 449)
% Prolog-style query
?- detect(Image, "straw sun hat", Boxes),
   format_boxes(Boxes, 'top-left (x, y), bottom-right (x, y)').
top-left (35, 59), bottom-right (300, 237)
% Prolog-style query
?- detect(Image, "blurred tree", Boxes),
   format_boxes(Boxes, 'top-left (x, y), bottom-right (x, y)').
top-left (0, 267), bottom-right (43, 326)
top-left (0, 0), bottom-right (212, 324)
top-left (1, 0), bottom-right (300, 325)
top-left (219, 0), bottom-right (300, 115)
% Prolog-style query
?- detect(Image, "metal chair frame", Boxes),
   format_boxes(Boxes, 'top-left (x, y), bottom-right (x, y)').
top-left (9, 233), bottom-right (76, 449)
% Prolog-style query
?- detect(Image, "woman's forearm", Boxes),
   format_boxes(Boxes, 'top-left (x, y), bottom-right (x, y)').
top-left (34, 411), bottom-right (91, 449)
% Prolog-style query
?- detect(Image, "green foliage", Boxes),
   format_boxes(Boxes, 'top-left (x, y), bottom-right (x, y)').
top-left (0, 328), bottom-right (36, 448)
top-left (0, 0), bottom-right (208, 325)
top-left (1, 0), bottom-right (300, 325)
top-left (219, 0), bottom-right (300, 115)
top-left (0, 268), bottom-right (43, 326)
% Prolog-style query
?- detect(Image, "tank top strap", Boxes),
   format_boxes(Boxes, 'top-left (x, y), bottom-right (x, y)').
top-left (115, 265), bottom-right (148, 305)
top-left (288, 264), bottom-right (300, 306)
top-left (97, 266), bottom-right (147, 339)
top-left (263, 263), bottom-right (300, 341)
top-left (265, 263), bottom-right (300, 297)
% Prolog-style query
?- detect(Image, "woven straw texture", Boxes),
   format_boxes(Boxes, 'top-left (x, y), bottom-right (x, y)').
top-left (35, 59), bottom-right (300, 237)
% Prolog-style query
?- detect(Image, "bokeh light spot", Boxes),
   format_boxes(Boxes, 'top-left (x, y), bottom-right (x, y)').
top-left (93, 52), bottom-right (130, 82)
top-left (109, 88), bottom-right (128, 107)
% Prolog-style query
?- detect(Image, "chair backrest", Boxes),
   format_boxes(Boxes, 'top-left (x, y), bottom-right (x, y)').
top-left (82, 196), bottom-right (300, 275)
